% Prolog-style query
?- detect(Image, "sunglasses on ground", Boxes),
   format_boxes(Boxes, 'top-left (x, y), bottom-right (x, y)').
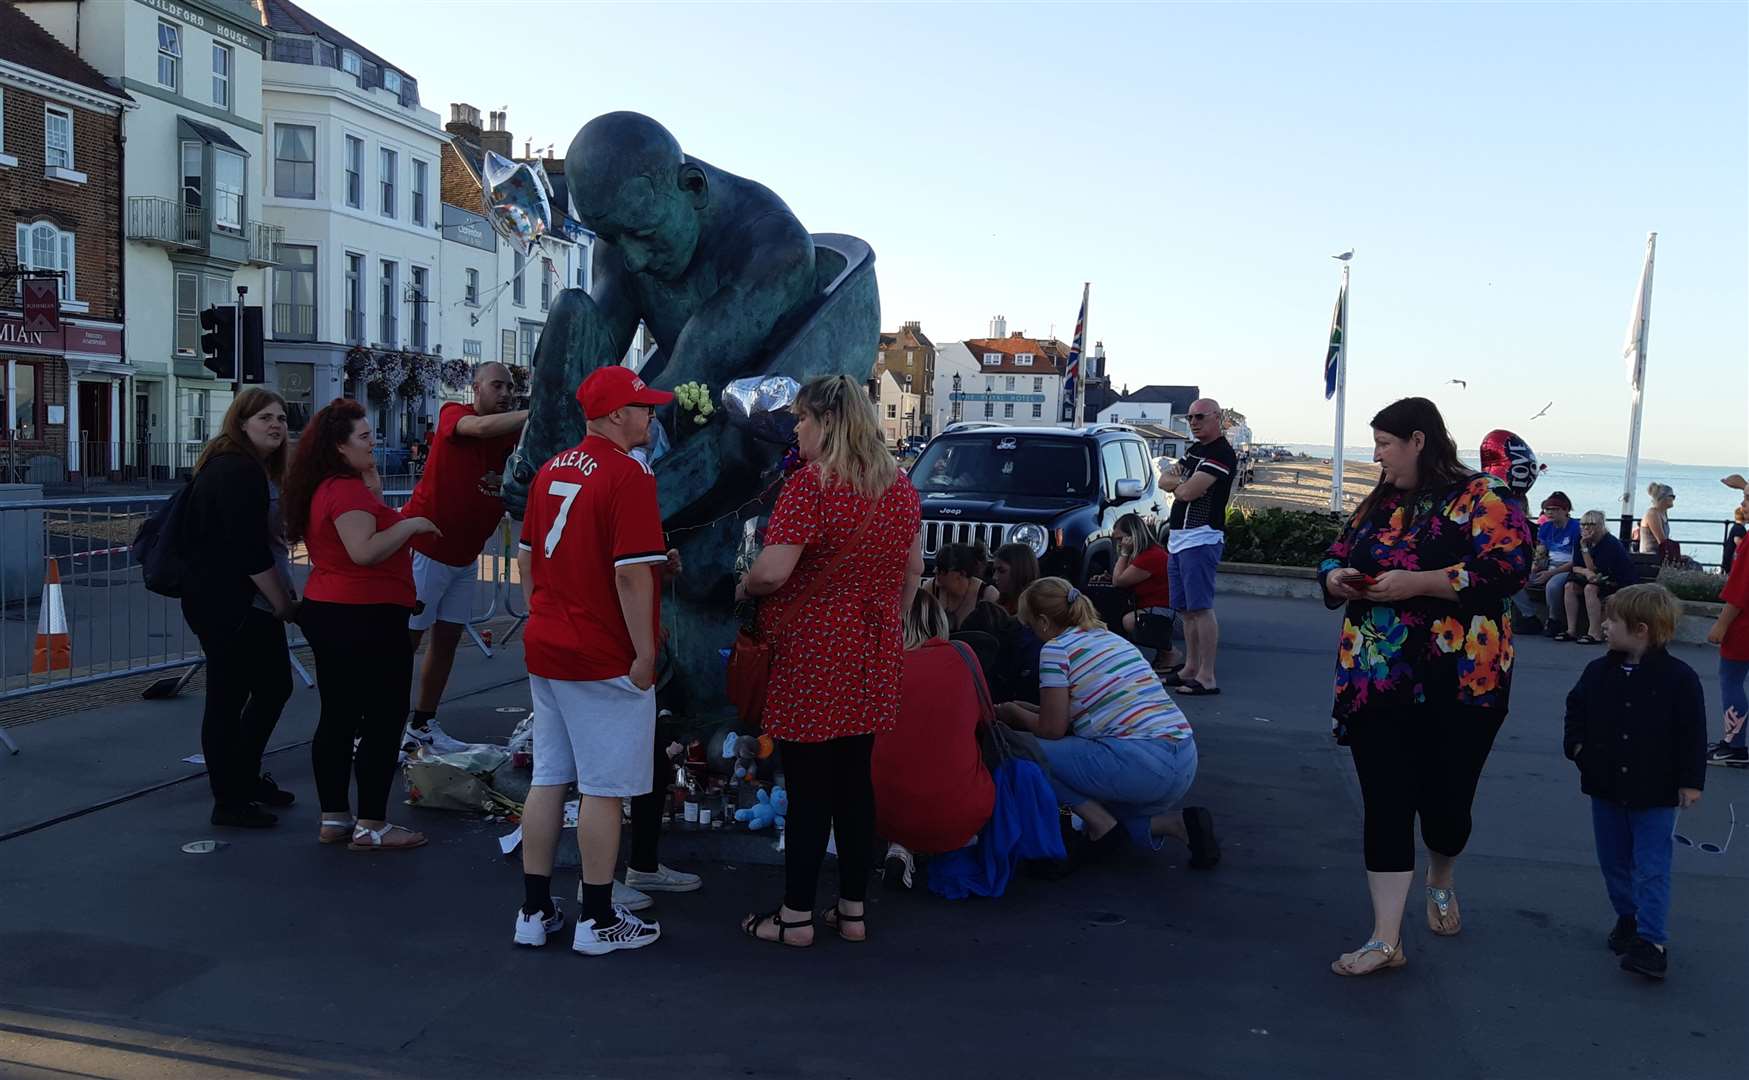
top-left (1673, 802), bottom-right (1735, 855)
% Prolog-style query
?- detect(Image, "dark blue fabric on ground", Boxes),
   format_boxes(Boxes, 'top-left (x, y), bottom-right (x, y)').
top-left (928, 758), bottom-right (1065, 900)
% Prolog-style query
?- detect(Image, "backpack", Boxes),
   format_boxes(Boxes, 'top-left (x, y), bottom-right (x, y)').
top-left (132, 483), bottom-right (194, 598)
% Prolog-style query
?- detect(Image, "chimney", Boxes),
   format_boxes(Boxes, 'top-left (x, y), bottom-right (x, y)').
top-left (479, 109), bottom-right (513, 159)
top-left (990, 314), bottom-right (1006, 338)
top-left (1093, 340), bottom-right (1107, 378)
top-left (446, 102), bottom-right (482, 141)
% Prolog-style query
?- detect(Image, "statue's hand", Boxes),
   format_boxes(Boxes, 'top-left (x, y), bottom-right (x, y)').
top-left (501, 443), bottom-right (541, 519)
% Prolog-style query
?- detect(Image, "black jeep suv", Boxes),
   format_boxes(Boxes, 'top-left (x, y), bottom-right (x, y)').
top-left (909, 423), bottom-right (1166, 586)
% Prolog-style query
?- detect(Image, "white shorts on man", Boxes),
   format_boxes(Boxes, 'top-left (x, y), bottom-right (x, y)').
top-left (529, 675), bottom-right (657, 795)
top-left (408, 552), bottom-right (479, 631)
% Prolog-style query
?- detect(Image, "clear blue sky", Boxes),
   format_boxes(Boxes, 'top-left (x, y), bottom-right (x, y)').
top-left (303, 0), bottom-right (1747, 466)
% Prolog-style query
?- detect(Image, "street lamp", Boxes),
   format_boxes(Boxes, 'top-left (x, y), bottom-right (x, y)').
top-left (951, 373), bottom-right (962, 424)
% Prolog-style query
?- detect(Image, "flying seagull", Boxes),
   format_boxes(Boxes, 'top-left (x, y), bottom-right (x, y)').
top-left (1447, 379), bottom-right (1468, 389)
top-left (1530, 401), bottom-right (1553, 420)
top-left (1332, 250), bottom-right (1354, 262)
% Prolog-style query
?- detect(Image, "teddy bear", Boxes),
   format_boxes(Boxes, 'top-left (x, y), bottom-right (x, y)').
top-left (735, 785), bottom-right (787, 831)
top-left (721, 731), bottom-right (775, 785)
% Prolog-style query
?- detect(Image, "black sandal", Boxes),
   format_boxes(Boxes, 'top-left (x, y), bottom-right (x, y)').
top-left (821, 906), bottom-right (867, 943)
top-left (1575, 635), bottom-right (1601, 645)
top-left (742, 909), bottom-right (813, 948)
top-left (1552, 632), bottom-right (1573, 642)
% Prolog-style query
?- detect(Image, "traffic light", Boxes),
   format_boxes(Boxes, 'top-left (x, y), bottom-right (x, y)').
top-left (241, 305), bottom-right (265, 384)
top-left (199, 305), bottom-right (236, 380)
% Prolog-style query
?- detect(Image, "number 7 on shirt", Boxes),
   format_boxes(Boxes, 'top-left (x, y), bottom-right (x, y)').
top-left (543, 481), bottom-right (582, 557)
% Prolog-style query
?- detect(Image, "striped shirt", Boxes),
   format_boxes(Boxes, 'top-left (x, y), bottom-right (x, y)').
top-left (1038, 628), bottom-right (1193, 741)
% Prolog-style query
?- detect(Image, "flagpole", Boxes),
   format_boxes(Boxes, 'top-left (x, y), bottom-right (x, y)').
top-left (1330, 260), bottom-right (1349, 513)
top-left (1075, 283), bottom-right (1088, 427)
top-left (1618, 231), bottom-right (1656, 541)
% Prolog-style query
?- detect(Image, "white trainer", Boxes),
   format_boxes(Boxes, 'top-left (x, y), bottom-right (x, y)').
top-left (404, 719), bottom-right (471, 755)
top-left (513, 899), bottom-right (565, 947)
top-left (576, 879), bottom-right (653, 912)
top-left (624, 864), bottom-right (703, 893)
top-left (573, 906), bottom-right (661, 955)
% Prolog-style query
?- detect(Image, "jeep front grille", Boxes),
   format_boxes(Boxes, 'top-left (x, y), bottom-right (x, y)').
top-left (922, 520), bottom-right (1011, 557)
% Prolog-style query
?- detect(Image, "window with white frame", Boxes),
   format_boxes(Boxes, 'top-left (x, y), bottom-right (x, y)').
top-left (379, 260), bottom-right (398, 344)
top-left (341, 50), bottom-right (362, 77)
top-left (181, 141), bottom-right (202, 226)
top-left (43, 107), bottom-right (72, 169)
top-left (1033, 376), bottom-right (1043, 392)
top-left (887, 404), bottom-right (897, 419)
top-left (520, 323), bottom-right (537, 363)
top-left (15, 222), bottom-right (75, 302)
top-left (512, 250), bottom-right (525, 305)
top-left (344, 135), bottom-right (362, 208)
top-left (540, 258), bottom-right (552, 310)
top-left (1032, 402), bottom-right (1043, 418)
top-left (984, 375), bottom-right (994, 391)
top-left (411, 160), bottom-right (427, 226)
top-left (0, 88), bottom-right (7, 160)
top-left (410, 266), bottom-right (428, 350)
top-left (462, 339), bottom-right (482, 360)
top-left (213, 149), bottom-right (244, 230)
top-left (1004, 403), bottom-right (1015, 419)
top-left (982, 352), bottom-right (1002, 366)
top-left (344, 252), bottom-right (364, 343)
top-left (174, 271), bottom-right (199, 354)
top-left (500, 329), bottom-right (516, 363)
top-left (158, 21), bottom-right (181, 89)
top-left (382, 69), bottom-right (402, 95)
top-left (379, 148), bottom-right (396, 217)
top-left (983, 402), bottom-right (994, 418)
top-left (1004, 375), bottom-right (1015, 391)
top-left (212, 44), bottom-right (232, 108)
top-left (274, 124), bottom-right (316, 199)
top-left (464, 267), bottom-right (479, 305)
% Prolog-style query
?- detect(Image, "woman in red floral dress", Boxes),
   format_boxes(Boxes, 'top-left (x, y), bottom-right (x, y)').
top-left (735, 375), bottom-right (923, 947)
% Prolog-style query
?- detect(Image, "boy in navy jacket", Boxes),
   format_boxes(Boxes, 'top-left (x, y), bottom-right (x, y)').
top-left (1563, 583), bottom-right (1707, 980)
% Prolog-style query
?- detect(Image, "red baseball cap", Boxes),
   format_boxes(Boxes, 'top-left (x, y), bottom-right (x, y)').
top-left (577, 366), bottom-right (674, 420)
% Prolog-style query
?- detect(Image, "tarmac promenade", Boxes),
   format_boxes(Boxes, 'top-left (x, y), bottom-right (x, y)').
top-left (0, 594), bottom-right (1743, 1079)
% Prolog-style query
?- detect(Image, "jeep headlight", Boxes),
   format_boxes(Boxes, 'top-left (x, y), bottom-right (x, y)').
top-left (1010, 523), bottom-right (1048, 557)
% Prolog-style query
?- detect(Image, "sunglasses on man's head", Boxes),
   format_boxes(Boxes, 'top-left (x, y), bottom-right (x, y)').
top-left (1674, 802), bottom-right (1735, 855)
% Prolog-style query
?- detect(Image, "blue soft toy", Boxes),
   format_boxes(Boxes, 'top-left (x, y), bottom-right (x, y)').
top-left (734, 786), bottom-right (788, 831)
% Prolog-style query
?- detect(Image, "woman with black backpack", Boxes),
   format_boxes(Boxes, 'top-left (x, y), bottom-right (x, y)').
top-left (180, 387), bottom-right (301, 828)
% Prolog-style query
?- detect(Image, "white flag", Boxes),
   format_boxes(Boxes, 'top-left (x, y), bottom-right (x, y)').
top-left (1622, 232), bottom-right (1656, 390)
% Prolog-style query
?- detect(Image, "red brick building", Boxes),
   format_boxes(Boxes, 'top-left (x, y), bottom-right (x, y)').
top-left (0, 3), bottom-right (130, 482)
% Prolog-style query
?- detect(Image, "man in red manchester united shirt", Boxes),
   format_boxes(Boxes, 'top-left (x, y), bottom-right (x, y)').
top-left (510, 365), bottom-right (675, 956)
top-left (400, 362), bottom-right (526, 753)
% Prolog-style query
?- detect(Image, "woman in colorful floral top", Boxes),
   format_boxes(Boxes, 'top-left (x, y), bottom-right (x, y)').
top-left (1318, 398), bottom-right (1531, 977)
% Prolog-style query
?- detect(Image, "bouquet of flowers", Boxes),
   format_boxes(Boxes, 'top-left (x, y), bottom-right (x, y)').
top-left (674, 381), bottom-right (715, 426)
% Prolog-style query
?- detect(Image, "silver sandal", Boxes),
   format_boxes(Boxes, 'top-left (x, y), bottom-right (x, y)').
top-left (1426, 886), bottom-right (1461, 936)
top-left (318, 815), bottom-right (355, 844)
top-left (1331, 938), bottom-right (1407, 976)
top-left (348, 822), bottom-right (427, 853)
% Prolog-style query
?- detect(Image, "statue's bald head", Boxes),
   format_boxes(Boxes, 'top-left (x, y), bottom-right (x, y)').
top-left (566, 112), bottom-right (706, 281)
top-left (567, 113), bottom-right (683, 221)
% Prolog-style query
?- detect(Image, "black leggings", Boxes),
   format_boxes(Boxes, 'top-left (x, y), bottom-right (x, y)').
top-left (301, 600), bottom-right (413, 821)
top-left (192, 607), bottom-right (292, 808)
top-left (781, 734), bottom-right (875, 912)
top-left (1347, 706), bottom-right (1505, 873)
top-left (627, 731), bottom-right (668, 874)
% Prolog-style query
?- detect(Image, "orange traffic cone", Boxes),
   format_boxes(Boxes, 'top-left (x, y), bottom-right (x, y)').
top-left (31, 560), bottom-right (71, 673)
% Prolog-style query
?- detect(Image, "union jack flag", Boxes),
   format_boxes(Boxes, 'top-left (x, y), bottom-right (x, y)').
top-left (1060, 283), bottom-right (1088, 423)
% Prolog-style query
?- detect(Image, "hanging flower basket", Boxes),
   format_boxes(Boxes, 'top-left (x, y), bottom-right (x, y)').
top-left (439, 357), bottom-right (473, 391)
top-left (396, 351), bottom-right (442, 401)
top-left (506, 364), bottom-right (531, 398)
top-left (345, 348), bottom-right (396, 401)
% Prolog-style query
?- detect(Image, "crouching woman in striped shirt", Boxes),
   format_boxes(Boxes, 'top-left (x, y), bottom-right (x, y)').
top-left (996, 577), bottom-right (1219, 872)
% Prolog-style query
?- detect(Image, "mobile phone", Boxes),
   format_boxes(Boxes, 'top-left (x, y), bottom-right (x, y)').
top-left (1353, 572), bottom-right (1379, 588)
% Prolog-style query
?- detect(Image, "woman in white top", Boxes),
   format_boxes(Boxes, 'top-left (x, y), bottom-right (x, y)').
top-left (996, 577), bottom-right (1219, 871)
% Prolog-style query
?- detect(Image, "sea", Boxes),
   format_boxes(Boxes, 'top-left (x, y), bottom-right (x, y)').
top-left (1283, 445), bottom-right (1745, 568)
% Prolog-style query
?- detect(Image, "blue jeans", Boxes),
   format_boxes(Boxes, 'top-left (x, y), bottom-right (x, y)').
top-left (1515, 571), bottom-right (1571, 619)
top-left (1038, 734), bottom-right (1198, 848)
top-left (1590, 798), bottom-right (1676, 945)
top-left (1722, 658), bottom-right (1749, 749)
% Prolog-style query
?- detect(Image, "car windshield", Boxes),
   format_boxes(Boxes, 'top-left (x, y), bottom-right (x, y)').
top-left (911, 435), bottom-right (1094, 498)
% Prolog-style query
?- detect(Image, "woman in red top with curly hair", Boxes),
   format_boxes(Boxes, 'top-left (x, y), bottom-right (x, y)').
top-left (735, 374), bottom-right (923, 947)
top-left (284, 399), bottom-right (439, 853)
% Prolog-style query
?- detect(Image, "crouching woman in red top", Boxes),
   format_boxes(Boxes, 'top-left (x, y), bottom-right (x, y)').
top-left (873, 591), bottom-right (998, 888)
top-left (284, 399), bottom-right (439, 852)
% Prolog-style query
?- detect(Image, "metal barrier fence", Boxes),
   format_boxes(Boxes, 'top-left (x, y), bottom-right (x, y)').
top-left (1, 441), bottom-right (423, 493)
top-left (0, 491), bottom-right (526, 743)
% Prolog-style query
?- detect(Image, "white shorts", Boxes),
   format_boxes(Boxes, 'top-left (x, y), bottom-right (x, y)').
top-left (408, 552), bottom-right (478, 630)
top-left (529, 674), bottom-right (656, 796)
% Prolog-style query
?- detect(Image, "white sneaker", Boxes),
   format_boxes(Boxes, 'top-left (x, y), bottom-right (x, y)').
top-left (513, 899), bottom-right (565, 947)
top-left (404, 719), bottom-right (471, 755)
top-left (576, 879), bottom-right (654, 912)
top-left (624, 864), bottom-right (702, 893)
top-left (573, 906), bottom-right (660, 955)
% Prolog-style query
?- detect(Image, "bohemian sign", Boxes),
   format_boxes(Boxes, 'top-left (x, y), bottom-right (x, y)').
top-left (22, 279), bottom-right (59, 334)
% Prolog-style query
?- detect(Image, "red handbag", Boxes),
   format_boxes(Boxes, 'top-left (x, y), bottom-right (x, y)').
top-left (726, 500), bottom-right (880, 726)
